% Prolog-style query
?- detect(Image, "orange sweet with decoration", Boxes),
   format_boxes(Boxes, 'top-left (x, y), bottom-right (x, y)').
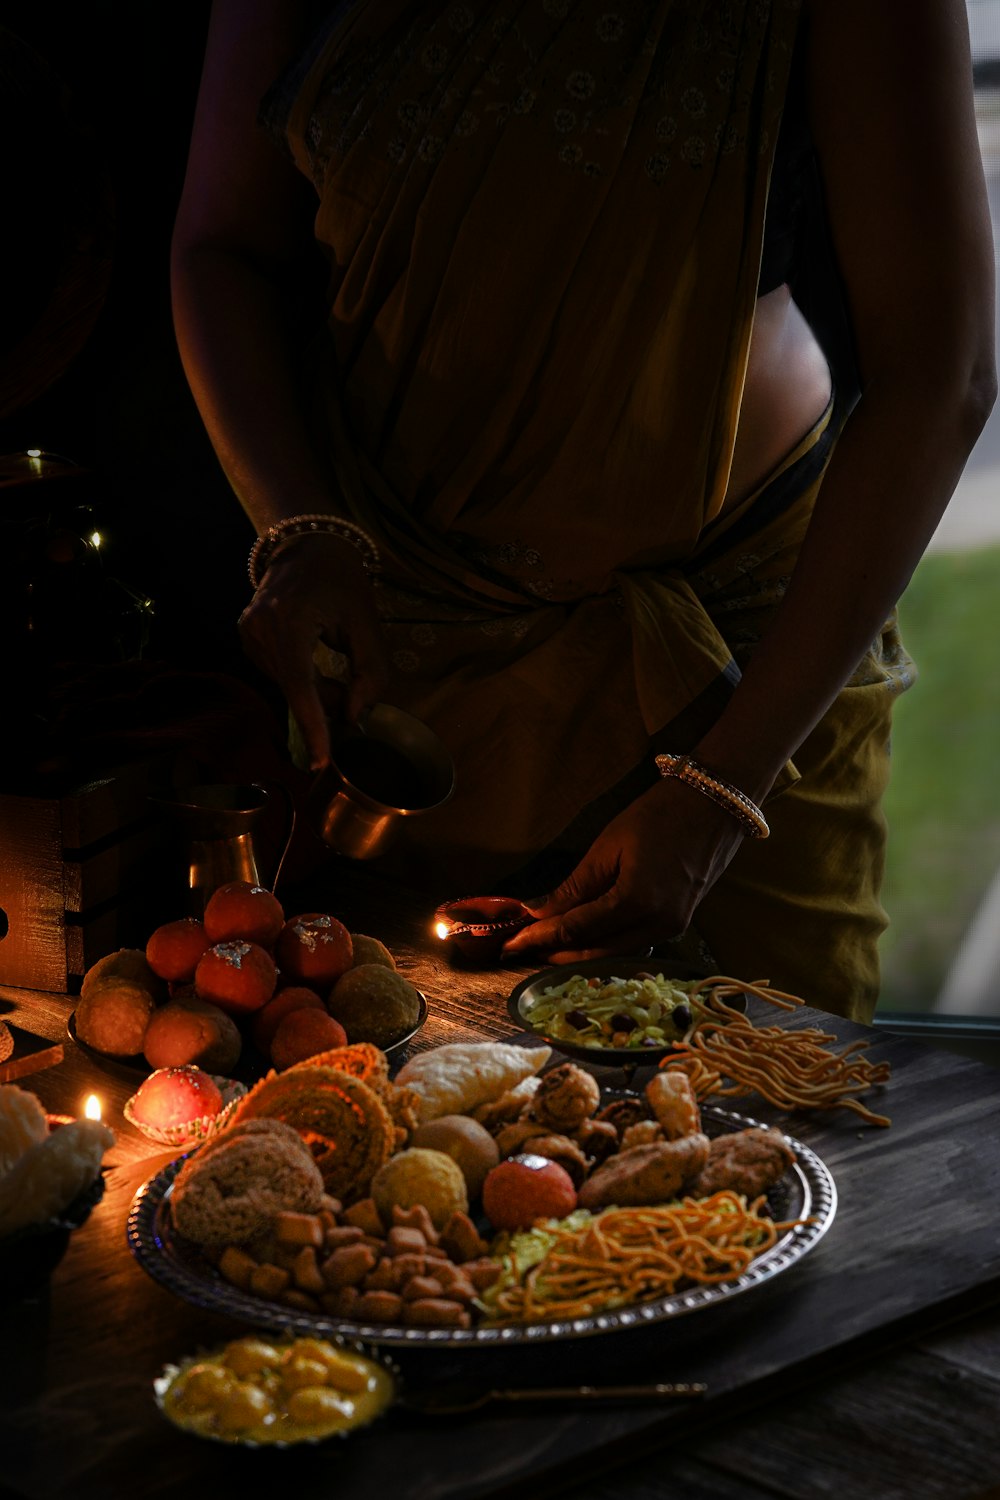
top-left (203, 881), bottom-right (285, 948)
top-left (274, 913), bottom-right (353, 989)
top-left (194, 940), bottom-right (278, 1016)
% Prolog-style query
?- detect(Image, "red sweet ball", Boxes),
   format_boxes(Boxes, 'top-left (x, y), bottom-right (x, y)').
top-left (203, 881), bottom-right (285, 947)
top-left (274, 913), bottom-right (353, 989)
top-left (129, 1066), bottom-right (224, 1130)
top-left (481, 1154), bottom-right (578, 1232)
top-left (146, 918), bottom-right (212, 983)
top-left (194, 940), bottom-right (277, 1016)
top-left (270, 1009), bottom-right (349, 1071)
top-left (250, 986), bottom-right (326, 1056)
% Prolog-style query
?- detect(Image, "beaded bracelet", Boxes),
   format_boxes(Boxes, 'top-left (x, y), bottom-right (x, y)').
top-left (654, 752), bottom-right (770, 839)
top-left (248, 513), bottom-right (381, 589)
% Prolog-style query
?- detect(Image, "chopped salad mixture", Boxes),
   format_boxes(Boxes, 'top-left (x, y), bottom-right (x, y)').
top-left (520, 972), bottom-right (706, 1050)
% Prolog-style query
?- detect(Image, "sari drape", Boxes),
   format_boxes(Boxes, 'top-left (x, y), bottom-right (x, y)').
top-left (269, 1), bottom-right (913, 1019)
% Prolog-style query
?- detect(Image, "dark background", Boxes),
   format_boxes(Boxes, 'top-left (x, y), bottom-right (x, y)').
top-left (0, 3), bottom-right (288, 791)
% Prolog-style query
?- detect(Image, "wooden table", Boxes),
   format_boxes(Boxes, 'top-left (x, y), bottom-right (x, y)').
top-left (2, 862), bottom-right (999, 1500)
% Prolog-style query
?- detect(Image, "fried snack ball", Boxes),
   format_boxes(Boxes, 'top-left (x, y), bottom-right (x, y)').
top-left (348, 934), bottom-right (396, 971)
top-left (129, 1067), bottom-right (224, 1130)
top-left (250, 987), bottom-right (325, 1056)
top-left (481, 1153), bottom-right (577, 1232)
top-left (275, 913), bottom-right (353, 988)
top-left (531, 1062), bottom-right (602, 1133)
top-left (195, 941), bottom-right (277, 1016)
top-left (143, 998), bottom-right (242, 1074)
top-left (270, 1010), bottom-right (349, 1071)
top-left (326, 965), bottom-right (421, 1049)
top-left (370, 1147), bottom-right (468, 1232)
top-left (74, 979), bottom-right (155, 1057)
top-left (409, 1115), bottom-right (500, 1201)
top-left (577, 1135), bottom-right (710, 1211)
top-left (146, 918), bottom-right (212, 983)
top-left (81, 948), bottom-right (167, 1004)
top-left (203, 881), bottom-right (285, 948)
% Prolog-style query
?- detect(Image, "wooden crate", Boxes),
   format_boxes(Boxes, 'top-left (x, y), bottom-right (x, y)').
top-left (0, 759), bottom-right (171, 993)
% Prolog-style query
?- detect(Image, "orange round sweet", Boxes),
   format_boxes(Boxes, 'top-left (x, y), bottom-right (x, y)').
top-left (274, 913), bottom-right (353, 988)
top-left (194, 941), bottom-right (277, 1016)
top-left (203, 881), bottom-right (285, 947)
top-left (129, 1066), bottom-right (224, 1130)
top-left (481, 1154), bottom-right (577, 1232)
top-left (250, 987), bottom-right (326, 1056)
top-left (270, 1009), bottom-right (349, 1071)
top-left (146, 919), bottom-right (212, 983)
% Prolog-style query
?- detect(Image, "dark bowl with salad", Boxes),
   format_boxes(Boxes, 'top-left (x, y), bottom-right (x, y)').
top-left (506, 958), bottom-right (747, 1071)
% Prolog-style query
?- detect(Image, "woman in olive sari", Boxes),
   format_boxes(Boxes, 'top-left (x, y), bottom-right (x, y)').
top-left (171, 0), bottom-right (995, 1020)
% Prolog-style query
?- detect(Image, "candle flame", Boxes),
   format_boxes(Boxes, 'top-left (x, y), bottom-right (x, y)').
top-left (84, 1094), bottom-right (102, 1121)
top-left (434, 921), bottom-right (451, 940)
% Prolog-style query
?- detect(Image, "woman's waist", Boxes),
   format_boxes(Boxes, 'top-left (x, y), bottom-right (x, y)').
top-left (722, 286), bottom-right (833, 514)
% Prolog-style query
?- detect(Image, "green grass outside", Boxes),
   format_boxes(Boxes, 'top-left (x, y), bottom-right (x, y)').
top-left (878, 542), bottom-right (1000, 1012)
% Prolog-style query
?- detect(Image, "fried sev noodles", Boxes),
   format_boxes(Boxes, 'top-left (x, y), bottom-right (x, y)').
top-left (666, 976), bottom-right (892, 1128)
top-left (481, 1192), bottom-right (804, 1326)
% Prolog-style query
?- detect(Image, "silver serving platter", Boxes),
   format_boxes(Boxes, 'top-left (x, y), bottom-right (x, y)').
top-left (126, 1104), bottom-right (836, 1349)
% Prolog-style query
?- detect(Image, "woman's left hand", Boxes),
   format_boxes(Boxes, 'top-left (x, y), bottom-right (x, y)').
top-left (501, 779), bottom-right (747, 964)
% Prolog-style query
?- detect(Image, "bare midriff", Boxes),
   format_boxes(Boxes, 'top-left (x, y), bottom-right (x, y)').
top-left (723, 284), bottom-right (834, 512)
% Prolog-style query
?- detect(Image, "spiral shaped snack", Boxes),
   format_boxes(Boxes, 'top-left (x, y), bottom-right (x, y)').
top-left (232, 1065), bottom-right (395, 1204)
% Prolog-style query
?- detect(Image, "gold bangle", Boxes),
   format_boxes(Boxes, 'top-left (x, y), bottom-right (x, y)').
top-left (248, 513), bottom-right (380, 589)
top-left (654, 753), bottom-right (770, 839)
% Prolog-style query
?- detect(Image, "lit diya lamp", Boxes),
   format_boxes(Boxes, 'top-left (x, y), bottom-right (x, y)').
top-left (432, 897), bottom-right (535, 965)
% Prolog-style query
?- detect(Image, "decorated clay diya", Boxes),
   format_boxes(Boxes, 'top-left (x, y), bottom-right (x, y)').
top-left (432, 897), bottom-right (535, 965)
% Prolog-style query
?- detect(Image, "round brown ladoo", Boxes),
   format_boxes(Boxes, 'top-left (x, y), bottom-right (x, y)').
top-left (231, 1064), bottom-right (395, 1205)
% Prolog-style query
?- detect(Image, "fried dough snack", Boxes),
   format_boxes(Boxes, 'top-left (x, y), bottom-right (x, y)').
top-left (645, 1071), bottom-right (701, 1140)
top-left (577, 1134), bottom-right (710, 1211)
top-left (232, 1065), bottom-right (395, 1204)
top-left (662, 1011), bottom-right (893, 1127)
top-left (687, 1126), bottom-right (796, 1200)
top-left (530, 1063), bottom-right (601, 1133)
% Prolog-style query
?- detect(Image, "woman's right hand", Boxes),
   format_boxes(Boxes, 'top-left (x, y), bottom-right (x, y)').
top-left (238, 532), bottom-right (389, 770)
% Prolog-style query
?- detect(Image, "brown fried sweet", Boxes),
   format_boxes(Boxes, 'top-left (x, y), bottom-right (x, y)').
top-left (530, 1062), bottom-right (601, 1132)
top-left (687, 1127), bottom-right (796, 1200)
top-left (595, 1096), bottom-right (652, 1139)
top-left (517, 1133), bottom-right (590, 1187)
top-left (571, 1117), bottom-right (620, 1165)
top-left (577, 1134), bottom-right (710, 1211)
top-left (645, 1070), bottom-right (701, 1139)
top-left (232, 1064), bottom-right (395, 1205)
